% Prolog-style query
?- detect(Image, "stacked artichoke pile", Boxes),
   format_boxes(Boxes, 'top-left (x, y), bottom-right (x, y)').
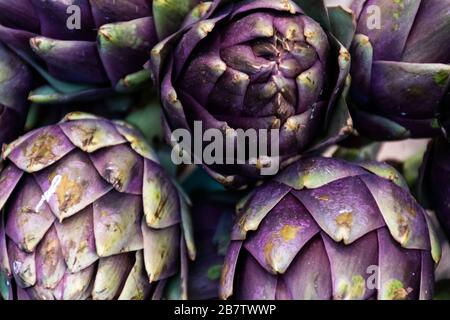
top-left (0, 0), bottom-right (449, 300)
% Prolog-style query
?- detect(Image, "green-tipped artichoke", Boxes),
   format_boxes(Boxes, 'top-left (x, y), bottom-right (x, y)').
top-left (0, 0), bottom-right (198, 103)
top-left (331, 0), bottom-right (450, 140)
top-left (220, 157), bottom-right (440, 300)
top-left (0, 112), bottom-right (195, 300)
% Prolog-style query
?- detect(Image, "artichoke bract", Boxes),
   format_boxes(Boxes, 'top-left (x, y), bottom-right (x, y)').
top-left (220, 157), bottom-right (440, 300)
top-left (341, 0), bottom-right (450, 140)
top-left (421, 138), bottom-right (450, 240)
top-left (151, 0), bottom-right (353, 187)
top-left (0, 0), bottom-right (197, 103)
top-left (0, 113), bottom-right (195, 300)
top-left (0, 41), bottom-right (33, 148)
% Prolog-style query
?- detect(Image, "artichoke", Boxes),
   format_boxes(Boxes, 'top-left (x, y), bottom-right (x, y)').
top-left (0, 0), bottom-right (198, 103)
top-left (340, 0), bottom-right (450, 140)
top-left (420, 137), bottom-right (450, 240)
top-left (0, 112), bottom-right (195, 300)
top-left (150, 0), bottom-right (353, 187)
top-left (220, 157), bottom-right (440, 300)
top-left (0, 41), bottom-right (33, 148)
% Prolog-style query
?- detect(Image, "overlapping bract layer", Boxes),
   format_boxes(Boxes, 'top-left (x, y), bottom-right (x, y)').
top-left (0, 113), bottom-right (195, 300)
top-left (0, 0), bottom-right (197, 101)
top-left (151, 0), bottom-right (353, 187)
top-left (0, 42), bottom-right (33, 147)
top-left (344, 0), bottom-right (450, 139)
top-left (220, 157), bottom-right (440, 300)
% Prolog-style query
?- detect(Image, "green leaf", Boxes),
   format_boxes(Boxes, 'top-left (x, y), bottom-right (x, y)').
top-left (115, 70), bottom-right (152, 93)
top-left (402, 148), bottom-right (426, 189)
top-left (328, 6), bottom-right (356, 49)
top-left (14, 50), bottom-right (94, 94)
top-left (352, 109), bottom-right (411, 140)
top-left (153, 0), bottom-right (198, 39)
top-left (207, 264), bottom-right (223, 281)
top-left (164, 275), bottom-right (183, 300)
top-left (293, 0), bottom-right (331, 31)
top-left (181, 167), bottom-right (227, 195)
top-left (0, 271), bottom-right (10, 300)
top-left (434, 280), bottom-right (450, 300)
top-left (125, 98), bottom-right (163, 146)
top-left (310, 74), bottom-right (353, 152)
top-left (28, 85), bottom-right (114, 104)
top-left (28, 85), bottom-right (66, 104)
top-left (333, 142), bottom-right (382, 162)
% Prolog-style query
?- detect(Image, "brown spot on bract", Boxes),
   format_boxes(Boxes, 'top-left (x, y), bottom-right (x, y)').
top-left (392, 287), bottom-right (412, 300)
top-left (55, 175), bottom-right (83, 214)
top-left (131, 289), bottom-right (145, 300)
top-left (340, 50), bottom-right (350, 62)
top-left (405, 202), bottom-right (417, 217)
top-left (279, 225), bottom-right (300, 241)
top-left (104, 167), bottom-right (124, 191)
top-left (23, 235), bottom-right (36, 252)
top-left (397, 216), bottom-right (410, 241)
top-left (77, 240), bottom-right (88, 254)
top-left (336, 211), bottom-right (353, 229)
top-left (25, 133), bottom-right (58, 169)
top-left (43, 239), bottom-right (59, 264)
top-left (100, 210), bottom-right (109, 218)
top-left (263, 240), bottom-right (275, 267)
top-left (73, 124), bottom-right (97, 149)
top-left (316, 194), bottom-right (330, 201)
top-left (220, 262), bottom-right (229, 286)
top-left (148, 191), bottom-right (166, 224)
top-left (21, 206), bottom-right (38, 215)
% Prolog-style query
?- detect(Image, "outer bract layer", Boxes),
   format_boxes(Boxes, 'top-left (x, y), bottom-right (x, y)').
top-left (220, 157), bottom-right (440, 300)
top-left (337, 0), bottom-right (450, 139)
top-left (0, 41), bottom-right (33, 147)
top-left (0, 112), bottom-right (195, 300)
top-left (0, 0), bottom-right (198, 102)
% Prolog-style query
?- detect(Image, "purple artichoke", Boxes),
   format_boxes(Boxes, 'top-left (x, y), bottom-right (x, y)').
top-left (0, 112), bottom-right (195, 300)
top-left (339, 0), bottom-right (450, 140)
top-left (0, 0), bottom-right (198, 103)
top-left (220, 157), bottom-right (440, 300)
top-left (0, 41), bottom-right (33, 148)
top-left (150, 0), bottom-right (353, 187)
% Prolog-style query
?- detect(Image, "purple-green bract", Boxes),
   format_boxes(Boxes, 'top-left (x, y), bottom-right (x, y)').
top-left (0, 0), bottom-right (198, 102)
top-left (0, 112), bottom-right (195, 300)
top-left (341, 0), bottom-right (450, 140)
top-left (220, 157), bottom-right (440, 300)
top-left (0, 41), bottom-right (32, 147)
top-left (150, 0), bottom-right (353, 187)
